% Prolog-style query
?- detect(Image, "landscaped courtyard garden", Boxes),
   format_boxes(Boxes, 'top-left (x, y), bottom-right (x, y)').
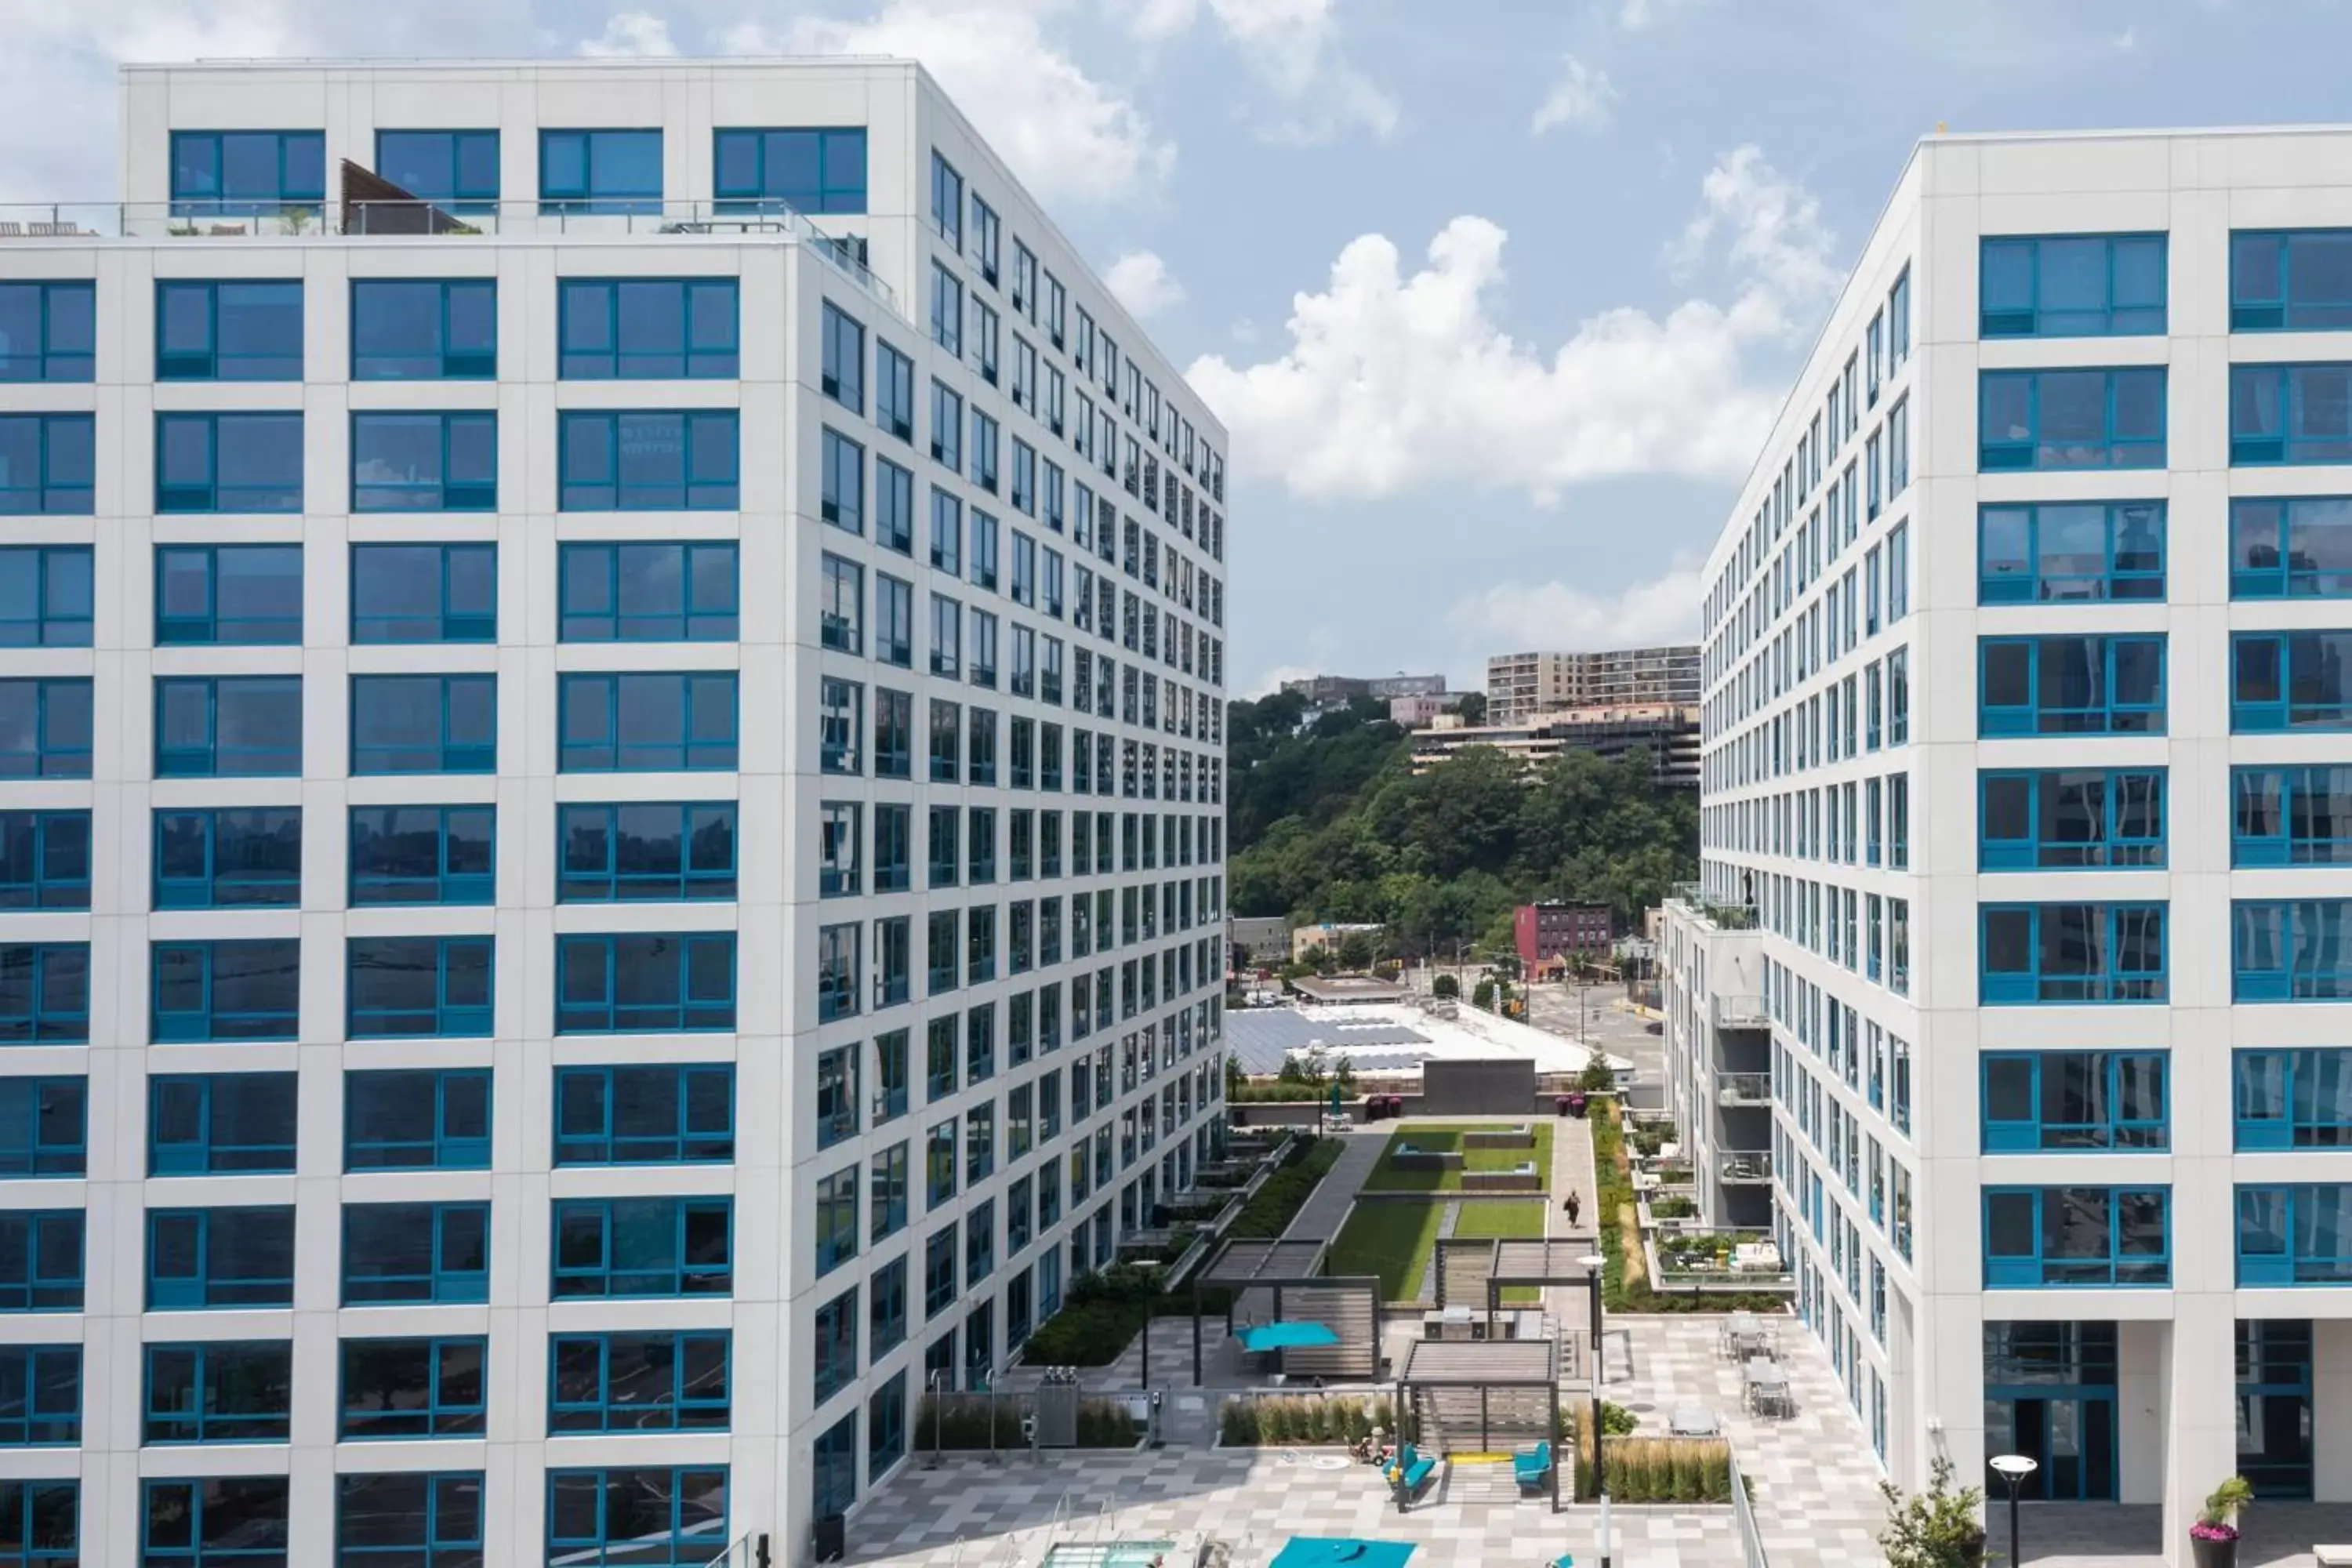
top-left (1325, 1122), bottom-right (1555, 1302)
top-left (1358, 1121), bottom-right (1555, 1192)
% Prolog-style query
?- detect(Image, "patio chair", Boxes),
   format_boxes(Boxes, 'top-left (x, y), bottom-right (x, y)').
top-left (1513, 1441), bottom-right (1553, 1492)
top-left (1392, 1442), bottom-right (1436, 1498)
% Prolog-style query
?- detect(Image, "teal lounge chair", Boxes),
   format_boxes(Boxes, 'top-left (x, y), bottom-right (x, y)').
top-left (1395, 1442), bottom-right (1436, 1497)
top-left (1514, 1440), bottom-right (1553, 1491)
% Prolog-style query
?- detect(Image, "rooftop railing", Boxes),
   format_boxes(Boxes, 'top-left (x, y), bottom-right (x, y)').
top-left (0, 199), bottom-right (898, 312)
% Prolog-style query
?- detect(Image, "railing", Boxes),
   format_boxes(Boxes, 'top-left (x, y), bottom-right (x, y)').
top-left (1713, 993), bottom-right (1770, 1029)
top-left (1730, 1443), bottom-right (1771, 1568)
top-left (0, 199), bottom-right (897, 311)
top-left (1715, 1072), bottom-right (1771, 1105)
top-left (1719, 1152), bottom-right (1771, 1183)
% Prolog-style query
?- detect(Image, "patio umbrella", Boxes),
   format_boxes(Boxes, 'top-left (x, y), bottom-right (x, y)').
top-left (1236, 1321), bottom-right (1341, 1352)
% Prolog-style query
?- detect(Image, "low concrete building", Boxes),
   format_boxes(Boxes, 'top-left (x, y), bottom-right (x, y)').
top-left (1291, 921), bottom-right (1385, 960)
top-left (1410, 703), bottom-right (1700, 786)
top-left (1389, 692), bottom-right (1454, 728)
top-left (1228, 915), bottom-right (1290, 967)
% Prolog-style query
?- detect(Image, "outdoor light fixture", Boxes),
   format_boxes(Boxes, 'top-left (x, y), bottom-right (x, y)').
top-left (1989, 1453), bottom-right (2038, 1568)
top-left (1578, 1252), bottom-right (1607, 1510)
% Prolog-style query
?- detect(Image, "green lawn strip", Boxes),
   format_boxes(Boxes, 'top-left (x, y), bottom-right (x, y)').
top-left (1359, 1121), bottom-right (1556, 1194)
top-left (1451, 1200), bottom-right (1548, 1304)
top-left (1327, 1199), bottom-right (1447, 1301)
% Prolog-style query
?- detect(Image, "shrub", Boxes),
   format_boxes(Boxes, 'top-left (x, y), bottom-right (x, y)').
top-left (1217, 1395), bottom-right (1396, 1447)
top-left (1432, 973), bottom-right (1461, 999)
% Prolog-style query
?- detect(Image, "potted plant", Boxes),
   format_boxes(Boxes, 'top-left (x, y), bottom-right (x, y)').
top-left (2190, 1476), bottom-right (2255, 1568)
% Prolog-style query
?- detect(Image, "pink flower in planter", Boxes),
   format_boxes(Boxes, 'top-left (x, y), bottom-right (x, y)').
top-left (2189, 1522), bottom-right (2241, 1542)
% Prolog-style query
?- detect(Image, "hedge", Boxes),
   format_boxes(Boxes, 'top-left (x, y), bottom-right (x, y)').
top-left (1218, 1395), bottom-right (1412, 1446)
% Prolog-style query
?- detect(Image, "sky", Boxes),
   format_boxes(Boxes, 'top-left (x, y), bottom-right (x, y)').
top-left (10, 0), bottom-right (2352, 692)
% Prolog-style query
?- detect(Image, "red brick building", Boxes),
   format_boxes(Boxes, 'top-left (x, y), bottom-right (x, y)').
top-left (1515, 902), bottom-right (1614, 969)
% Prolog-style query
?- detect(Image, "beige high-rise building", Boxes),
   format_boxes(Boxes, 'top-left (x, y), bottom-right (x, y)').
top-left (1484, 644), bottom-right (1700, 724)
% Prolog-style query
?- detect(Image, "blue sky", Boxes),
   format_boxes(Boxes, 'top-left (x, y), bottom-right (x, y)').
top-left (9, 0), bottom-right (2352, 691)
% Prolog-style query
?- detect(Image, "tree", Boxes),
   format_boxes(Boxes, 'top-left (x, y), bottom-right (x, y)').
top-left (1472, 978), bottom-right (1495, 1011)
top-left (1432, 973), bottom-right (1461, 999)
top-left (1577, 1054), bottom-right (1617, 1093)
top-left (1448, 691), bottom-right (1487, 725)
top-left (1334, 931), bottom-right (1375, 971)
top-left (1876, 1457), bottom-right (1987, 1568)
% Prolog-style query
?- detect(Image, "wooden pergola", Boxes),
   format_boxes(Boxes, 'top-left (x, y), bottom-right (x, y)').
top-left (1396, 1336), bottom-right (1563, 1512)
top-left (1190, 1238), bottom-right (1383, 1385)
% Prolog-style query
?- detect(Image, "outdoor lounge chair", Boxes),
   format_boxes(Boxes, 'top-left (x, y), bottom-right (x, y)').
top-left (1514, 1441), bottom-right (1553, 1490)
top-left (1393, 1442), bottom-right (1436, 1497)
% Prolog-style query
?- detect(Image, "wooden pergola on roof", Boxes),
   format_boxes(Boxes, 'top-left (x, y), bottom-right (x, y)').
top-left (1189, 1237), bottom-right (1383, 1386)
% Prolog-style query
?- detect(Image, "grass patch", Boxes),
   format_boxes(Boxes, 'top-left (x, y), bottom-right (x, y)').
top-left (1327, 1200), bottom-right (1446, 1301)
top-left (1360, 1121), bottom-right (1556, 1193)
top-left (1454, 1199), bottom-right (1548, 1304)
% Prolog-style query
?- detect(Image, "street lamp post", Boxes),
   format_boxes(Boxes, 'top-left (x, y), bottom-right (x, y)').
top-left (1989, 1454), bottom-right (2038, 1568)
top-left (1578, 1251), bottom-right (1608, 1521)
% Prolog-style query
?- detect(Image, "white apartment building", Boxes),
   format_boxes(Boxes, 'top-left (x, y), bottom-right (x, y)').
top-left (1484, 644), bottom-right (1700, 726)
top-left (0, 58), bottom-right (1231, 1568)
top-left (1661, 126), bottom-right (2352, 1558)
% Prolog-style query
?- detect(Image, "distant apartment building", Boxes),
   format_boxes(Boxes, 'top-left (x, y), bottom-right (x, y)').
top-left (1388, 692), bottom-right (1453, 728)
top-left (1486, 644), bottom-right (1700, 725)
top-left (1410, 704), bottom-right (1700, 787)
top-left (1515, 902), bottom-right (1614, 968)
top-left (1290, 921), bottom-right (1384, 960)
top-left (1279, 672), bottom-right (1447, 706)
top-left (1228, 915), bottom-right (1290, 967)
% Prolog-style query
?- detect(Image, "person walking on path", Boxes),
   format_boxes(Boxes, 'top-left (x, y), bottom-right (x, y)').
top-left (1563, 1190), bottom-right (1581, 1226)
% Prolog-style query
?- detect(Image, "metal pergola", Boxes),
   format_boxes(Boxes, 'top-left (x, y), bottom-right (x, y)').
top-left (1190, 1239), bottom-right (1383, 1385)
top-left (1396, 1337), bottom-right (1563, 1512)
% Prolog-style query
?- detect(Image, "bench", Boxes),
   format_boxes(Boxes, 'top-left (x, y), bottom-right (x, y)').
top-left (2313, 1548), bottom-right (2352, 1567)
top-left (1514, 1441), bottom-right (1553, 1491)
top-left (1391, 1442), bottom-right (1436, 1501)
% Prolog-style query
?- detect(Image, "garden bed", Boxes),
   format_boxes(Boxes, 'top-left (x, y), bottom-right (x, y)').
top-left (1361, 1122), bottom-right (1555, 1195)
top-left (1593, 1099), bottom-right (1788, 1314)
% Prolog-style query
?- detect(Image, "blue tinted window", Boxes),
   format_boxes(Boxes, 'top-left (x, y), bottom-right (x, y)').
top-left (1984, 1186), bottom-right (2169, 1287)
top-left (555, 933), bottom-right (736, 1034)
top-left (2234, 1049), bottom-right (2352, 1149)
top-left (154, 676), bottom-right (301, 776)
top-left (558, 280), bottom-right (738, 379)
top-left (1977, 502), bottom-right (2162, 604)
top-left (2235, 899), bottom-right (2352, 1000)
top-left (155, 411), bottom-right (303, 512)
top-left (154, 544), bottom-right (302, 644)
top-left (557, 673), bottom-right (737, 771)
top-left (1980, 1051), bottom-right (2167, 1151)
top-left (539, 129), bottom-right (662, 214)
top-left (1980, 234), bottom-right (2165, 337)
top-left (2231, 364), bottom-right (2352, 464)
top-left (349, 806), bottom-right (495, 906)
top-left (0, 547), bottom-right (91, 648)
top-left (557, 542), bottom-right (737, 641)
top-left (350, 674), bottom-right (495, 774)
top-left (339, 1340), bottom-right (485, 1439)
top-left (350, 543), bottom-right (495, 643)
top-left (558, 410), bottom-right (739, 510)
top-left (2232, 230), bottom-right (2352, 331)
top-left (375, 130), bottom-right (499, 211)
top-left (352, 412), bottom-right (495, 510)
top-left (152, 808), bottom-right (302, 909)
top-left (0, 1078), bottom-right (83, 1178)
top-left (2236, 1185), bottom-right (2352, 1285)
top-left (877, 341), bottom-right (915, 442)
top-left (345, 1069), bottom-right (492, 1171)
top-left (170, 131), bottom-right (325, 215)
top-left (0, 682), bottom-right (88, 781)
top-left (0, 812), bottom-right (88, 910)
top-left (342, 1203), bottom-right (488, 1305)
top-left (2230, 497), bottom-right (2352, 597)
top-left (1978, 769), bottom-right (2163, 869)
top-left (143, 1340), bottom-right (291, 1443)
top-left (545, 1468), bottom-right (727, 1567)
top-left (143, 1478), bottom-right (289, 1568)
top-left (146, 1206), bottom-right (295, 1308)
top-left (0, 946), bottom-right (89, 1044)
top-left (350, 279), bottom-right (496, 379)
top-left (0, 282), bottom-right (93, 382)
top-left (714, 128), bottom-right (867, 214)
top-left (1979, 368), bottom-right (2165, 471)
top-left (347, 937), bottom-right (493, 1039)
top-left (1978, 635), bottom-right (2165, 736)
top-left (156, 281), bottom-right (301, 379)
top-left (2233, 630), bottom-right (2352, 731)
top-left (822, 303), bottom-right (865, 412)
top-left (338, 1473), bottom-right (485, 1564)
top-left (822, 428), bottom-right (864, 533)
top-left (1980, 902), bottom-right (2167, 1004)
top-left (552, 1199), bottom-right (731, 1298)
top-left (814, 1287), bottom-right (856, 1403)
top-left (557, 803), bottom-right (736, 902)
top-left (149, 1073), bottom-right (297, 1174)
top-left (554, 1065), bottom-right (734, 1166)
top-left (0, 415), bottom-right (94, 514)
top-left (550, 1332), bottom-right (730, 1432)
top-left (150, 939), bottom-right (299, 1042)
top-left (0, 1347), bottom-right (78, 1443)
top-left (2234, 766), bottom-right (2352, 866)
top-left (0, 1210), bottom-right (82, 1311)
top-left (878, 458), bottom-right (914, 554)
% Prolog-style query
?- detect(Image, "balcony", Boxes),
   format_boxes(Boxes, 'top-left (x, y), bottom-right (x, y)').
top-left (0, 198), bottom-right (897, 310)
top-left (1711, 993), bottom-right (1769, 1030)
top-left (1715, 1072), bottom-right (1771, 1106)
top-left (1719, 1152), bottom-right (1772, 1185)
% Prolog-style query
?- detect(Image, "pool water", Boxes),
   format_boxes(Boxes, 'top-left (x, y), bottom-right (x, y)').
top-left (1269, 1540), bottom-right (1417, 1568)
top-left (1040, 1543), bottom-right (1178, 1568)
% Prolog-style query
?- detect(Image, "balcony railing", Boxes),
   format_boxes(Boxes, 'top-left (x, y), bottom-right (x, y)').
top-left (1712, 993), bottom-right (1769, 1029)
top-left (1719, 1152), bottom-right (1772, 1184)
top-left (0, 199), bottom-right (897, 311)
top-left (1715, 1072), bottom-right (1771, 1106)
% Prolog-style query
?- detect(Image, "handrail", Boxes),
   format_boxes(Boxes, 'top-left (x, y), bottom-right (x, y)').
top-left (1730, 1443), bottom-right (1771, 1568)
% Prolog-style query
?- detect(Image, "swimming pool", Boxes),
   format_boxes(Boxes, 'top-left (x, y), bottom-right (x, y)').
top-left (1269, 1540), bottom-right (1417, 1568)
top-left (1040, 1542), bottom-right (1178, 1568)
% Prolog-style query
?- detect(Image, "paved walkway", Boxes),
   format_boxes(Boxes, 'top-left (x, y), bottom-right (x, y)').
top-left (1282, 1127), bottom-right (1385, 1241)
top-left (2011, 1501), bottom-right (2352, 1566)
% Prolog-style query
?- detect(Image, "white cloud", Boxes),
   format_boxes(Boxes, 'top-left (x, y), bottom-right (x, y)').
top-left (1112, 0), bottom-right (1396, 142)
top-left (1105, 250), bottom-right (1186, 318)
top-left (1186, 143), bottom-right (1839, 504)
top-left (1530, 56), bottom-right (1619, 135)
top-left (1122, 0), bottom-right (1201, 40)
top-left (728, 2), bottom-right (1174, 207)
top-left (579, 11), bottom-right (679, 56)
top-left (1446, 558), bottom-right (1702, 653)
